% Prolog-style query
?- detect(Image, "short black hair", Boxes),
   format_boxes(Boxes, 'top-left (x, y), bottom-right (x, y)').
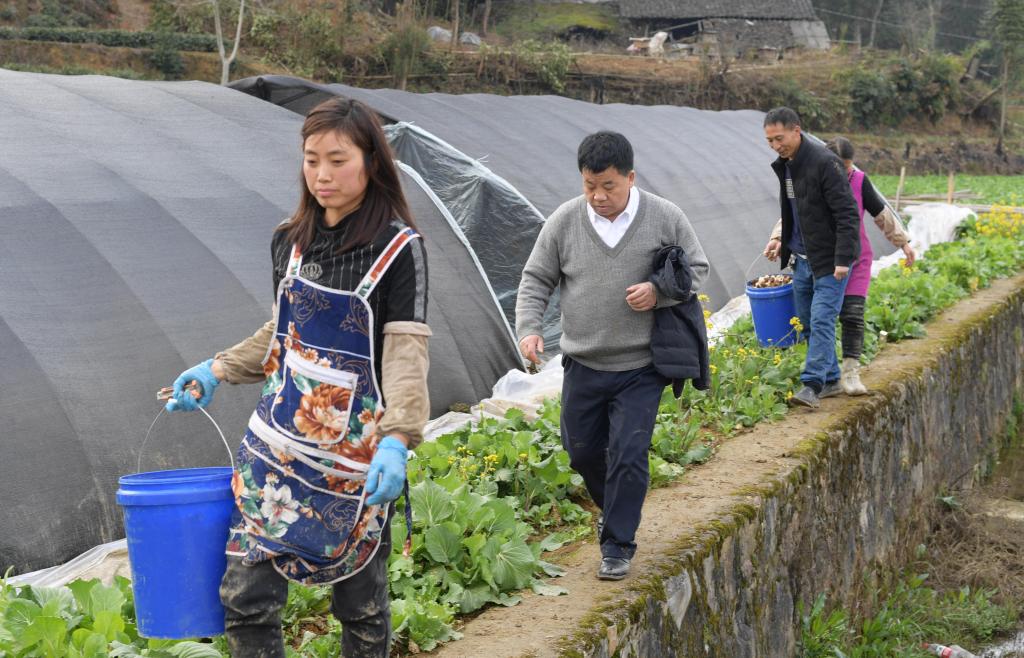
top-left (763, 107), bottom-right (801, 129)
top-left (826, 136), bottom-right (855, 160)
top-left (577, 131), bottom-right (634, 176)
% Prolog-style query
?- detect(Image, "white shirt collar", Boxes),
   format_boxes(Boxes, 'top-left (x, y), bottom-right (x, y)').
top-left (586, 186), bottom-right (640, 249)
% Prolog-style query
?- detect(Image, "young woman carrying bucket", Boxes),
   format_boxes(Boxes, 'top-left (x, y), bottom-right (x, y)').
top-left (164, 98), bottom-right (431, 658)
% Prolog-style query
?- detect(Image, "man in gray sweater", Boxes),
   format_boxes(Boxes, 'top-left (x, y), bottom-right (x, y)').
top-left (516, 131), bottom-right (709, 580)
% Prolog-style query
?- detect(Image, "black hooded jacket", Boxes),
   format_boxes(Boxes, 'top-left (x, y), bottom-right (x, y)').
top-left (648, 246), bottom-right (710, 395)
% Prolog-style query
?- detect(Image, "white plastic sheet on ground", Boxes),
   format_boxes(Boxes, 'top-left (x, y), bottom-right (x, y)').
top-left (8, 539), bottom-right (128, 587)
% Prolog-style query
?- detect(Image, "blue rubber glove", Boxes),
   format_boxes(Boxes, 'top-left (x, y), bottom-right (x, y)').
top-left (165, 359), bottom-right (220, 412)
top-left (364, 436), bottom-right (408, 506)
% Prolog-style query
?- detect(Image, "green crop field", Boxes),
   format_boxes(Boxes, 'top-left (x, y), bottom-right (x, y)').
top-left (872, 175), bottom-right (1024, 206)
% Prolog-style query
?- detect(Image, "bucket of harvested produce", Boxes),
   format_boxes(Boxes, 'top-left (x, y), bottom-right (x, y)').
top-left (116, 395), bottom-right (235, 639)
top-left (745, 268), bottom-right (798, 349)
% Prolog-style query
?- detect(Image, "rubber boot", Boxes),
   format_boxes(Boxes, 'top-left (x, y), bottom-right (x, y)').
top-left (841, 357), bottom-right (868, 396)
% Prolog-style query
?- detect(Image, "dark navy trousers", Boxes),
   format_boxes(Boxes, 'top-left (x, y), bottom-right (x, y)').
top-left (560, 356), bottom-right (668, 559)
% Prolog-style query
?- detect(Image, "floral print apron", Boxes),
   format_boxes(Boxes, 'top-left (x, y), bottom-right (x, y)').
top-left (226, 227), bottom-right (420, 585)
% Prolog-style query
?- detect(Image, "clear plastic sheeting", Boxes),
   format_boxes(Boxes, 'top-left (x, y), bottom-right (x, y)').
top-left (385, 122), bottom-right (562, 347)
top-left (423, 358), bottom-right (564, 442)
top-left (7, 540), bottom-right (129, 588)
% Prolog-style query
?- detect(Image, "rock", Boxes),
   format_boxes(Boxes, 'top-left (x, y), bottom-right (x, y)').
top-left (427, 25), bottom-right (452, 42)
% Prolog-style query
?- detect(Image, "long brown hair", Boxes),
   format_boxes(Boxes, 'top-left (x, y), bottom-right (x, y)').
top-left (279, 97), bottom-right (415, 253)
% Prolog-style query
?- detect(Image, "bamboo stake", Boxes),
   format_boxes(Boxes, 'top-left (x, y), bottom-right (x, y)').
top-left (946, 170), bottom-right (956, 204)
top-left (895, 165), bottom-right (906, 211)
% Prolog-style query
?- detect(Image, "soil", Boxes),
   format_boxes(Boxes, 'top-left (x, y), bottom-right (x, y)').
top-left (427, 274), bottom-right (1024, 658)
top-left (115, 0), bottom-right (151, 32)
top-left (850, 140), bottom-right (1024, 177)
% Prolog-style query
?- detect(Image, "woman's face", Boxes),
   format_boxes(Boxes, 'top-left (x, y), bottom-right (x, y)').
top-left (303, 130), bottom-right (369, 223)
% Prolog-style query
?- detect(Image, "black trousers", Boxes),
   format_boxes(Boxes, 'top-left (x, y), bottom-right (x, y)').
top-left (219, 521), bottom-right (392, 658)
top-left (840, 294), bottom-right (866, 361)
top-left (560, 357), bottom-right (668, 559)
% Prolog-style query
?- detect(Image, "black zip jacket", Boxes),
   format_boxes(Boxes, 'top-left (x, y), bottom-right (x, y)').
top-left (648, 246), bottom-right (710, 395)
top-left (771, 136), bottom-right (861, 279)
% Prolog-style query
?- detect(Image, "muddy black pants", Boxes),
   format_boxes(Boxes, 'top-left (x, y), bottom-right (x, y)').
top-left (840, 294), bottom-right (866, 361)
top-left (219, 523), bottom-right (392, 658)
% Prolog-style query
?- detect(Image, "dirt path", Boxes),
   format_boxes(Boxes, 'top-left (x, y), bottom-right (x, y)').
top-left (430, 275), bottom-right (1024, 658)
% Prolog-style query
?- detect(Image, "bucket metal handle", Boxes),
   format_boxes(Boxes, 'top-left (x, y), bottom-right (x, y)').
top-left (137, 406), bottom-right (235, 474)
top-left (745, 252), bottom-right (791, 284)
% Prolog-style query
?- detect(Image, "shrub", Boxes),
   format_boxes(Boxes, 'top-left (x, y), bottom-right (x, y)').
top-left (250, 6), bottom-right (347, 78)
top-left (914, 52), bottom-right (962, 124)
top-left (839, 66), bottom-right (899, 129)
top-left (148, 32), bottom-right (185, 80)
top-left (511, 39), bottom-right (573, 93)
top-left (380, 1), bottom-right (429, 89)
top-left (24, 0), bottom-right (114, 28)
top-left (765, 76), bottom-right (833, 130)
top-left (0, 26), bottom-right (221, 51)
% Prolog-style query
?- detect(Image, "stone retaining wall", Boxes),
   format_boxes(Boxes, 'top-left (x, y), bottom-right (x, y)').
top-left (560, 279), bottom-right (1024, 657)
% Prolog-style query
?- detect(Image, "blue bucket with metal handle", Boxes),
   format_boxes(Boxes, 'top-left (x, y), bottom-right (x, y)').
top-left (746, 281), bottom-right (798, 348)
top-left (116, 408), bottom-right (234, 639)
top-left (745, 254), bottom-right (798, 348)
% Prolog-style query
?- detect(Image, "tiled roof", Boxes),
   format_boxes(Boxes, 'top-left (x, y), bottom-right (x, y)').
top-left (618, 0), bottom-right (818, 21)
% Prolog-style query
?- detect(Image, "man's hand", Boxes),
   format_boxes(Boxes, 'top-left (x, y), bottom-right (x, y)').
top-left (626, 282), bottom-right (657, 312)
top-left (519, 335), bottom-right (544, 365)
top-left (764, 239), bottom-right (782, 262)
top-left (834, 265), bottom-right (850, 280)
top-left (901, 243), bottom-right (917, 267)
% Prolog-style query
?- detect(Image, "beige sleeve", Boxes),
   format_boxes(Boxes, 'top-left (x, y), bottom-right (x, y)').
top-left (872, 206), bottom-right (910, 248)
top-left (770, 218), bottom-right (783, 241)
top-left (379, 321), bottom-right (432, 449)
top-left (215, 318), bottom-right (275, 384)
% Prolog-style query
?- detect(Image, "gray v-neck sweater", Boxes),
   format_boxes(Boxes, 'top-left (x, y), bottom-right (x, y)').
top-left (516, 189), bottom-right (709, 372)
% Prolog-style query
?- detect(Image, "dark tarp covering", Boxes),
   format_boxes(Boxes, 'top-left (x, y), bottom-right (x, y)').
top-left (229, 75), bottom-right (900, 346)
top-left (0, 69), bottom-right (519, 573)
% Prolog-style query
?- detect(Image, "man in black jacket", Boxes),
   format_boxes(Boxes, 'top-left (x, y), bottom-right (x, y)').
top-left (762, 107), bottom-right (860, 408)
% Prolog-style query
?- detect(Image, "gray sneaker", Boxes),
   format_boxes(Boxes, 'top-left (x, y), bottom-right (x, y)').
top-left (818, 381), bottom-right (842, 399)
top-left (789, 385), bottom-right (820, 408)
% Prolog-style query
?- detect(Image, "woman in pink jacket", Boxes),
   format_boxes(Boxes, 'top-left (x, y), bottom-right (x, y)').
top-left (826, 137), bottom-right (916, 394)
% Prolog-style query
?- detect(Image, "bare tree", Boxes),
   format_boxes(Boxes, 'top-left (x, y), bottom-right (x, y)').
top-left (868, 0), bottom-right (885, 48)
top-left (211, 0), bottom-right (246, 85)
top-left (991, 0), bottom-right (1024, 155)
top-left (924, 0), bottom-right (946, 49)
top-left (450, 0), bottom-right (460, 49)
top-left (481, 0), bottom-right (491, 37)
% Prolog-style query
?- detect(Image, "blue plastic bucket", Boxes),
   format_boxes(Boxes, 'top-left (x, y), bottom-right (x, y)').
top-left (746, 281), bottom-right (798, 348)
top-left (117, 466), bottom-right (234, 638)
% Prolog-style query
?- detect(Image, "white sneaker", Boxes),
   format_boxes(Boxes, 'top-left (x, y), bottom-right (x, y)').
top-left (841, 357), bottom-right (868, 396)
